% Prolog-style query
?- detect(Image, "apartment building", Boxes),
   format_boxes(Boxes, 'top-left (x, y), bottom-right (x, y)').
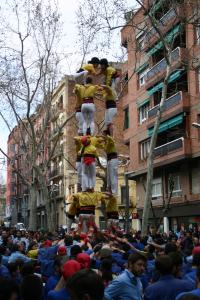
top-left (121, 0), bottom-right (200, 231)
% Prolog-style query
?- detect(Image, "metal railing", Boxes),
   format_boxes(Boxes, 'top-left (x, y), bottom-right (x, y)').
top-left (154, 137), bottom-right (183, 157)
top-left (148, 91), bottom-right (182, 118)
top-left (146, 47), bottom-right (180, 81)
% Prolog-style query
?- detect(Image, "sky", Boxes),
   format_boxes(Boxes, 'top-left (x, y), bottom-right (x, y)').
top-left (0, 0), bottom-right (136, 180)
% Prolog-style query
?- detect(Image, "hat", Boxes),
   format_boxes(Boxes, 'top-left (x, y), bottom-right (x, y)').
top-left (81, 136), bottom-right (90, 146)
top-left (43, 240), bottom-right (52, 248)
top-left (89, 57), bottom-right (100, 65)
top-left (58, 246), bottom-right (67, 256)
top-left (192, 246), bottom-right (200, 255)
top-left (99, 58), bottom-right (109, 66)
top-left (80, 233), bottom-right (87, 240)
top-left (76, 253), bottom-right (91, 269)
top-left (62, 260), bottom-right (81, 280)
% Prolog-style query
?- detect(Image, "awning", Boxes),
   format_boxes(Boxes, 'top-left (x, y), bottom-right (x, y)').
top-left (147, 24), bottom-right (181, 56)
top-left (135, 62), bottom-right (149, 74)
top-left (148, 113), bottom-right (184, 137)
top-left (147, 70), bottom-right (183, 96)
top-left (137, 98), bottom-right (149, 108)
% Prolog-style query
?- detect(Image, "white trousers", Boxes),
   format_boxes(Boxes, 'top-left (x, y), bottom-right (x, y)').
top-left (82, 161), bottom-right (96, 191)
top-left (107, 158), bottom-right (118, 195)
top-left (111, 77), bottom-right (120, 100)
top-left (104, 108), bottom-right (117, 128)
top-left (73, 70), bottom-right (88, 84)
top-left (75, 112), bottom-right (84, 135)
top-left (76, 161), bottom-right (82, 186)
top-left (67, 217), bottom-right (73, 232)
top-left (81, 103), bottom-right (95, 135)
top-left (79, 214), bottom-right (95, 233)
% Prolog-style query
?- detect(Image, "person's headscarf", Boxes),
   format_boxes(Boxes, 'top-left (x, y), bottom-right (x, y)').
top-left (62, 260), bottom-right (81, 280)
top-left (76, 253), bottom-right (91, 269)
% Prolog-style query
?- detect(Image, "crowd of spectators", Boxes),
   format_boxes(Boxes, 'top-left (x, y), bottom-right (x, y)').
top-left (1, 225), bottom-right (200, 300)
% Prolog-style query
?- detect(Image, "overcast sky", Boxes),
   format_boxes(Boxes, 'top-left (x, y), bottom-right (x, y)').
top-left (0, 0), bottom-right (136, 180)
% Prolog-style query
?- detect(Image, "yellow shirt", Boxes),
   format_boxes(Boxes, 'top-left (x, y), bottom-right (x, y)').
top-left (90, 136), bottom-right (105, 149)
top-left (27, 249), bottom-right (38, 259)
top-left (79, 143), bottom-right (97, 157)
top-left (82, 84), bottom-right (99, 98)
top-left (104, 135), bottom-right (117, 154)
top-left (72, 191), bottom-right (105, 207)
top-left (73, 84), bottom-right (85, 108)
top-left (74, 137), bottom-right (83, 154)
top-left (104, 195), bottom-right (118, 213)
top-left (82, 64), bottom-right (96, 75)
top-left (105, 67), bottom-right (117, 86)
top-left (102, 86), bottom-right (115, 102)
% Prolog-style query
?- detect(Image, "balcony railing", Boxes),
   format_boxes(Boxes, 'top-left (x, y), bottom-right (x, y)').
top-left (145, 8), bottom-right (177, 43)
top-left (154, 137), bottom-right (183, 157)
top-left (146, 47), bottom-right (180, 81)
top-left (50, 186), bottom-right (64, 198)
top-left (49, 167), bottom-right (63, 179)
top-left (148, 91), bottom-right (182, 118)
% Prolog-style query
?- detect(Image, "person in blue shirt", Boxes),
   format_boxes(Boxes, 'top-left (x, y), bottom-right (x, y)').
top-left (0, 254), bottom-right (11, 279)
top-left (44, 256), bottom-right (65, 299)
top-left (8, 244), bottom-right (32, 264)
top-left (183, 253), bottom-right (200, 285)
top-left (176, 267), bottom-right (200, 300)
top-left (144, 255), bottom-right (194, 300)
top-left (104, 252), bottom-right (147, 300)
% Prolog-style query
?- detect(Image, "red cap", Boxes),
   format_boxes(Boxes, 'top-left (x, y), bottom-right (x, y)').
top-left (192, 246), bottom-right (200, 255)
top-left (80, 233), bottom-right (87, 240)
top-left (76, 253), bottom-right (91, 269)
top-left (81, 136), bottom-right (90, 146)
top-left (58, 246), bottom-right (67, 256)
top-left (62, 260), bottom-right (81, 280)
top-left (43, 240), bottom-right (52, 248)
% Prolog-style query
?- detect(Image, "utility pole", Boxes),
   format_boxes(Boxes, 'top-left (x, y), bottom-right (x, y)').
top-left (124, 171), bottom-right (134, 232)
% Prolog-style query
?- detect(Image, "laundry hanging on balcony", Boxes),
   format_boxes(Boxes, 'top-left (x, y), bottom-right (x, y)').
top-left (146, 24), bottom-right (182, 56)
top-left (147, 70), bottom-right (183, 96)
top-left (148, 113), bottom-right (184, 137)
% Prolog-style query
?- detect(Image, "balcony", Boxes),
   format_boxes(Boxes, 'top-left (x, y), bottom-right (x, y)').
top-left (143, 7), bottom-right (183, 49)
top-left (146, 47), bottom-right (188, 88)
top-left (49, 167), bottom-right (64, 179)
top-left (50, 186), bottom-right (64, 199)
top-left (148, 92), bottom-right (190, 120)
top-left (153, 137), bottom-right (191, 165)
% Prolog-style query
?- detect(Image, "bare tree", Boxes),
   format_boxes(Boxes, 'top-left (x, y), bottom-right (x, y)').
top-left (0, 0), bottom-right (74, 231)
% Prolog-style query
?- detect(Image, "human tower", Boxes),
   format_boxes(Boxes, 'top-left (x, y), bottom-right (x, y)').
top-left (67, 58), bottom-right (120, 233)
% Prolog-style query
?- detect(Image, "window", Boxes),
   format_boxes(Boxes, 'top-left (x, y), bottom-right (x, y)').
top-left (139, 102), bottom-right (149, 124)
top-left (196, 24), bottom-right (200, 45)
top-left (140, 140), bottom-right (150, 160)
top-left (152, 178), bottom-right (162, 198)
top-left (168, 174), bottom-right (182, 197)
top-left (136, 35), bottom-right (145, 51)
top-left (138, 68), bottom-right (149, 88)
top-left (124, 107), bottom-right (129, 130)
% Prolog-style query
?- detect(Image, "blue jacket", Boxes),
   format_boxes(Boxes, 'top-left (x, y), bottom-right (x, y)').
top-left (44, 273), bottom-right (61, 299)
top-left (47, 288), bottom-right (70, 300)
top-left (0, 265), bottom-right (11, 279)
top-left (144, 275), bottom-right (194, 300)
top-left (183, 268), bottom-right (197, 285)
top-left (104, 269), bottom-right (143, 300)
top-left (176, 288), bottom-right (200, 300)
top-left (8, 251), bottom-right (32, 264)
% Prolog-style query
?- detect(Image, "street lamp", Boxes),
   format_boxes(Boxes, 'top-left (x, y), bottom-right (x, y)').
top-left (192, 122), bottom-right (200, 129)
